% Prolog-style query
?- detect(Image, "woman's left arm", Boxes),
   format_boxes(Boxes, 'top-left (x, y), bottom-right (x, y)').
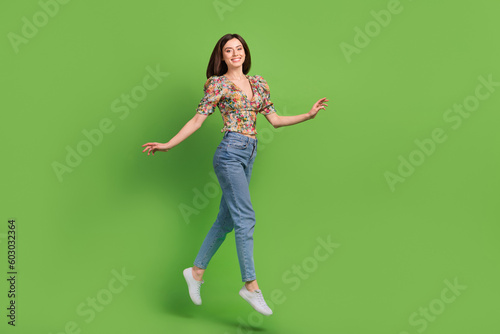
top-left (265, 97), bottom-right (329, 128)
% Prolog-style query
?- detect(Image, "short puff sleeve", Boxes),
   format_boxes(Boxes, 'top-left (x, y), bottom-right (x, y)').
top-left (196, 76), bottom-right (222, 116)
top-left (257, 76), bottom-right (277, 115)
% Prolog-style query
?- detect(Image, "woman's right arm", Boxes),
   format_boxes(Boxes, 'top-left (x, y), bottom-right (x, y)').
top-left (142, 113), bottom-right (207, 155)
top-left (166, 113), bottom-right (208, 148)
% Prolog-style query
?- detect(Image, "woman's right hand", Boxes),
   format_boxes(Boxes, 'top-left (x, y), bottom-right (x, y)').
top-left (141, 142), bottom-right (171, 156)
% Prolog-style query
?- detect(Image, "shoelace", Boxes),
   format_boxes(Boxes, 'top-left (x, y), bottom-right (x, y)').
top-left (254, 290), bottom-right (269, 309)
top-left (195, 280), bottom-right (204, 294)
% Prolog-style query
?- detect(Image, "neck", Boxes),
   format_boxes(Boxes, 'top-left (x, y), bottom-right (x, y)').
top-left (224, 69), bottom-right (245, 80)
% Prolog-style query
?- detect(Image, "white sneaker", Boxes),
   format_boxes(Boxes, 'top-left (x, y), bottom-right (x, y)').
top-left (183, 267), bottom-right (204, 305)
top-left (239, 286), bottom-right (273, 316)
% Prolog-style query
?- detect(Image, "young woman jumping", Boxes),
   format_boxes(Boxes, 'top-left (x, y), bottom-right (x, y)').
top-left (141, 33), bottom-right (329, 316)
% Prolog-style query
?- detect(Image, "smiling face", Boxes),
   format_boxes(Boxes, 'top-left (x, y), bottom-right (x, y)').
top-left (222, 38), bottom-right (245, 70)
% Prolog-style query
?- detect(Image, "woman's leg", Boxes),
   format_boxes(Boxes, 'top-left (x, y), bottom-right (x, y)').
top-left (232, 144), bottom-right (272, 315)
top-left (213, 137), bottom-right (258, 283)
top-left (191, 138), bottom-right (236, 280)
top-left (240, 150), bottom-right (260, 291)
top-left (192, 193), bottom-right (234, 278)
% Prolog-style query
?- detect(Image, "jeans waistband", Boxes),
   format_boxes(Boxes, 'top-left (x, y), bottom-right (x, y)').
top-left (223, 131), bottom-right (258, 144)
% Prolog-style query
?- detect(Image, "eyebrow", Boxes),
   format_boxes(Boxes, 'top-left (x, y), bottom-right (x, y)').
top-left (224, 45), bottom-right (243, 50)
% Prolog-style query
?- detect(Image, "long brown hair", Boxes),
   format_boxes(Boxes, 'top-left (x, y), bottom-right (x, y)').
top-left (206, 33), bottom-right (252, 79)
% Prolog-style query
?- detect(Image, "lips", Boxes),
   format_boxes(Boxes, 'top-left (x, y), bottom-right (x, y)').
top-left (232, 58), bottom-right (241, 62)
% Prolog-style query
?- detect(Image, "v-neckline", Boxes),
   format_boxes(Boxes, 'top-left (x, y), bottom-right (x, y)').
top-left (223, 74), bottom-right (255, 101)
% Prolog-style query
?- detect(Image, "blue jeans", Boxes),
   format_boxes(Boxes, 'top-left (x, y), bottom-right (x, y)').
top-left (193, 131), bottom-right (258, 282)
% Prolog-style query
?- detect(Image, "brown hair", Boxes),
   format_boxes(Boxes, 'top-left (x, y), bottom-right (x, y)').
top-left (205, 33), bottom-right (252, 79)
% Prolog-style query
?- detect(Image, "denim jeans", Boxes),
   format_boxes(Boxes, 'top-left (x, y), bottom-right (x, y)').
top-left (193, 131), bottom-right (258, 282)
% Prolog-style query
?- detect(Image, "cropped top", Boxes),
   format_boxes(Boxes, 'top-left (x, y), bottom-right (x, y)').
top-left (196, 74), bottom-right (277, 135)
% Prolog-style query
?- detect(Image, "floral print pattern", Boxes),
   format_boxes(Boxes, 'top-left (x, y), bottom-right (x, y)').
top-left (196, 74), bottom-right (277, 135)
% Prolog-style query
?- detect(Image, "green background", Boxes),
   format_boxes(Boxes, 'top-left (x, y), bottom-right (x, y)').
top-left (1, 0), bottom-right (499, 333)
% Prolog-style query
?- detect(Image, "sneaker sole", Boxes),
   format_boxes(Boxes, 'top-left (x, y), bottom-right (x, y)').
top-left (239, 289), bottom-right (272, 316)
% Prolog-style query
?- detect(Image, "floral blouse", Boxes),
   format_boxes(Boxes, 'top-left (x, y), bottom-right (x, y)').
top-left (196, 74), bottom-right (277, 135)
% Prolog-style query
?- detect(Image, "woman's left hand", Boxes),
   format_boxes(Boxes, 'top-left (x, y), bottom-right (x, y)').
top-left (308, 97), bottom-right (329, 119)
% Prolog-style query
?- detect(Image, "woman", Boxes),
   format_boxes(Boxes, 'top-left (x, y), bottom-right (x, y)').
top-left (141, 33), bottom-right (328, 316)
